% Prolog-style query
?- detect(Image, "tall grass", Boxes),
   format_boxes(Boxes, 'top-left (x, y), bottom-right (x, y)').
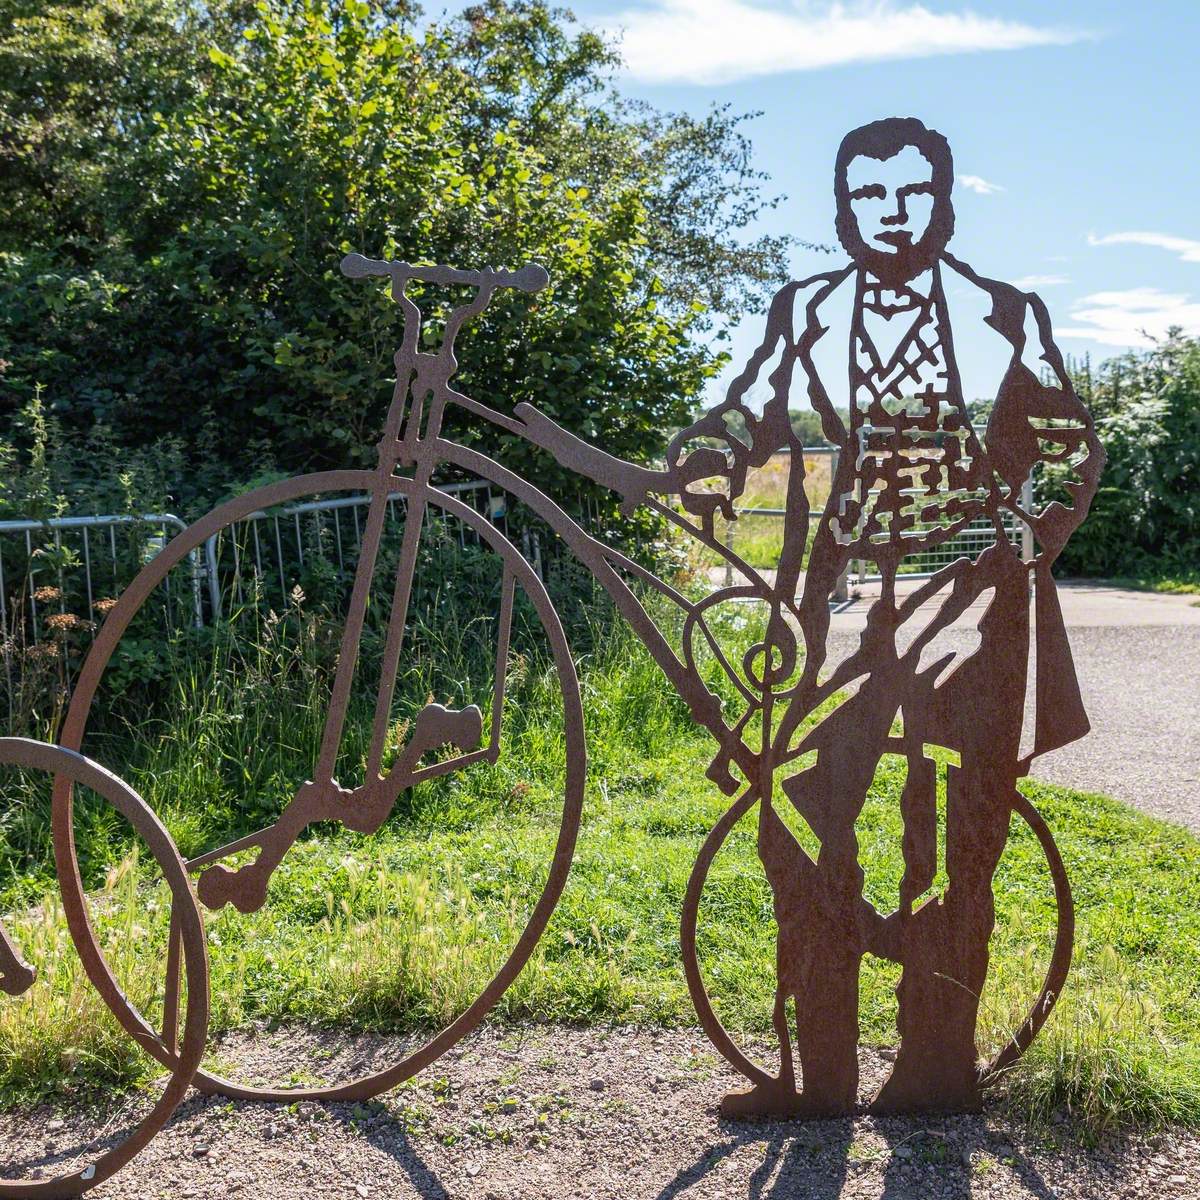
top-left (0, 851), bottom-right (174, 1103)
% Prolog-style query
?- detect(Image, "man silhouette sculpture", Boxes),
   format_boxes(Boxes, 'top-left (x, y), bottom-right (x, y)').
top-left (515, 116), bottom-right (1102, 1114)
top-left (674, 116), bottom-right (1101, 1114)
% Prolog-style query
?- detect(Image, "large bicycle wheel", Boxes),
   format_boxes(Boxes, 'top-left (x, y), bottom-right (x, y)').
top-left (0, 738), bottom-right (208, 1199)
top-left (53, 470), bottom-right (584, 1100)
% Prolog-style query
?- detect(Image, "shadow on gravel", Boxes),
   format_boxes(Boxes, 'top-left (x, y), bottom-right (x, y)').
top-left (326, 1106), bottom-right (452, 1200)
top-left (0, 1092), bottom-right (168, 1186)
top-left (654, 1114), bottom-right (1067, 1200)
top-left (876, 1120), bottom-right (1067, 1200)
top-left (653, 1117), bottom-right (853, 1200)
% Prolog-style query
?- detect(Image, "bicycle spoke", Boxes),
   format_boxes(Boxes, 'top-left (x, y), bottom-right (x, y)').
top-left (365, 484), bottom-right (430, 781)
top-left (488, 566), bottom-right (517, 753)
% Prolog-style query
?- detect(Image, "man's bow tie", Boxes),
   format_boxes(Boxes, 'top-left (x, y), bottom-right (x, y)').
top-left (862, 282), bottom-right (926, 317)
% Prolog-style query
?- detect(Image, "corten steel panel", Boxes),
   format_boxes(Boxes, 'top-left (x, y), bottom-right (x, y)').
top-left (2, 116), bottom-right (1102, 1194)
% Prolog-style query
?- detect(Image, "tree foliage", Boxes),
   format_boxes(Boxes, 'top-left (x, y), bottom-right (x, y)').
top-left (0, 0), bottom-right (792, 527)
top-left (1046, 333), bottom-right (1200, 579)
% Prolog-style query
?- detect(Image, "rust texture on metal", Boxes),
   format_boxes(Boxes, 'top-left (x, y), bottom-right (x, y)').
top-left (1, 116), bottom-right (1101, 1195)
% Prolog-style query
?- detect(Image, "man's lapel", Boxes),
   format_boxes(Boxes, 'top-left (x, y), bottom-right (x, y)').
top-left (939, 255), bottom-right (1022, 403)
top-left (801, 267), bottom-right (857, 441)
top-left (801, 257), bottom-right (1023, 418)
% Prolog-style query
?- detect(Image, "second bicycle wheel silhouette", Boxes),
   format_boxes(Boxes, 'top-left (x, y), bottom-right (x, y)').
top-left (54, 469), bottom-right (585, 1101)
top-left (0, 738), bottom-right (207, 1198)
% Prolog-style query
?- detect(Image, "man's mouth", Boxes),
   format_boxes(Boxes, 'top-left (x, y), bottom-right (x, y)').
top-left (874, 230), bottom-right (913, 249)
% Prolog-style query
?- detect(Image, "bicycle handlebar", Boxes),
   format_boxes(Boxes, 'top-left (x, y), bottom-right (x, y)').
top-left (341, 253), bottom-right (549, 294)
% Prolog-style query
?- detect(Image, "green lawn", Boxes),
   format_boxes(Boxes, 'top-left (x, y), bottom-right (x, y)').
top-left (1, 593), bottom-right (1198, 1134)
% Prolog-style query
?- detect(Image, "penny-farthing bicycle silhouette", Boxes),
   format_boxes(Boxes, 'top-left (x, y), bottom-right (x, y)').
top-left (49, 253), bottom-right (1071, 1114)
top-left (52, 258), bottom-right (589, 1102)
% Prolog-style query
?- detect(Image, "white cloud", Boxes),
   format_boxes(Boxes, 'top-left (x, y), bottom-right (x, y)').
top-left (1087, 231), bottom-right (1200, 264)
top-left (958, 174), bottom-right (1004, 195)
top-left (1012, 274), bottom-right (1068, 289)
top-left (1056, 287), bottom-right (1200, 347)
top-left (603, 0), bottom-right (1087, 86)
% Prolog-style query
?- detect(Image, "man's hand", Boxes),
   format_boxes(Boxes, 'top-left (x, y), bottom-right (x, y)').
top-left (665, 410), bottom-right (756, 534)
top-left (668, 440), bottom-right (740, 527)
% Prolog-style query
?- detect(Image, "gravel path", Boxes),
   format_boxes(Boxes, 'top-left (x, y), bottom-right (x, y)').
top-left (2, 1026), bottom-right (1197, 1199)
top-left (1020, 624), bottom-right (1200, 830)
top-left (822, 621), bottom-right (1200, 831)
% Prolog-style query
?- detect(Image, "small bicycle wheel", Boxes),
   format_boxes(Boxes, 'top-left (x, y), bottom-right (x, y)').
top-left (0, 738), bottom-right (208, 1199)
top-left (53, 470), bottom-right (584, 1100)
top-left (680, 787), bottom-right (1073, 1096)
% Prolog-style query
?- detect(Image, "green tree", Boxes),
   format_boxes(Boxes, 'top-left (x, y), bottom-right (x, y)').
top-left (1047, 332), bottom-right (1200, 578)
top-left (0, 0), bottom-right (792, 531)
top-left (0, 0), bottom-right (250, 246)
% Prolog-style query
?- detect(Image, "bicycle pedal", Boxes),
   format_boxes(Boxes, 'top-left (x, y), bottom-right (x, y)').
top-left (0, 924), bottom-right (35, 996)
top-left (197, 862), bottom-right (269, 914)
top-left (406, 702), bottom-right (483, 762)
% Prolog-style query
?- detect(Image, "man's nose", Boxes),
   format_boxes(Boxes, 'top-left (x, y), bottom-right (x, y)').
top-left (880, 194), bottom-right (908, 226)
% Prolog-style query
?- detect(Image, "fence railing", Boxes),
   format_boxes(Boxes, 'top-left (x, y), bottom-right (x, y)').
top-left (2, 463), bottom-right (1035, 648)
top-left (0, 481), bottom-right (504, 649)
top-left (204, 479), bottom-right (503, 621)
top-left (0, 513), bottom-right (206, 644)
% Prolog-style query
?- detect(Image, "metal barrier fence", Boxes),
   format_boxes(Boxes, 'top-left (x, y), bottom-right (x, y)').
top-left (0, 481), bottom-right (504, 647)
top-left (850, 475), bottom-right (1035, 584)
top-left (0, 513), bottom-right (206, 642)
top-left (2, 464), bottom-right (1034, 647)
top-left (204, 479), bottom-right (503, 621)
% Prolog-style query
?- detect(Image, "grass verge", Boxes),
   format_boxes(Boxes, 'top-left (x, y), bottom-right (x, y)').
top-left (1, 590), bottom-right (1197, 1134)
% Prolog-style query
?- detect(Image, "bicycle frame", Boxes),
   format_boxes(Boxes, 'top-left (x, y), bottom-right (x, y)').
top-left (195, 258), bottom-right (559, 913)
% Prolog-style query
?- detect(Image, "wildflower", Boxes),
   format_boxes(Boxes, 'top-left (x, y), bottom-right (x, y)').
top-left (32, 586), bottom-right (61, 604)
top-left (25, 642), bottom-right (59, 662)
top-left (44, 612), bottom-right (81, 633)
top-left (94, 597), bottom-right (119, 615)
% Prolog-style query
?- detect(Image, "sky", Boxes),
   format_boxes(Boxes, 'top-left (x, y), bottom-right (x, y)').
top-left (518, 0), bottom-right (1200, 410)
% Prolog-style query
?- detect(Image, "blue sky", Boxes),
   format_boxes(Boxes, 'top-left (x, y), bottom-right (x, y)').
top-left (543, 0), bottom-right (1200, 409)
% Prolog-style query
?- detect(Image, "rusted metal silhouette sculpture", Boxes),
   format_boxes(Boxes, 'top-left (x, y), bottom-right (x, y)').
top-left (1, 116), bottom-right (1101, 1195)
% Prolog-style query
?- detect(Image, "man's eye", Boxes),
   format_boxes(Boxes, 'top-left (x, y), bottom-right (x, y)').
top-left (849, 184), bottom-right (885, 200)
top-left (901, 183), bottom-right (934, 197)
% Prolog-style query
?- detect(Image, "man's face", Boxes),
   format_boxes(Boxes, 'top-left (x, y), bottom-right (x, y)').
top-left (845, 146), bottom-right (937, 261)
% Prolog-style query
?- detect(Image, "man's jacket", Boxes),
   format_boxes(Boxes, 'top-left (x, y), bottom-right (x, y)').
top-left (683, 253), bottom-right (1105, 759)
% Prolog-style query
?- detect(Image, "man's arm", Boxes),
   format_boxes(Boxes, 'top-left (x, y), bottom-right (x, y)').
top-left (513, 281), bottom-right (803, 535)
top-left (663, 281), bottom-right (801, 531)
top-left (985, 292), bottom-right (1105, 562)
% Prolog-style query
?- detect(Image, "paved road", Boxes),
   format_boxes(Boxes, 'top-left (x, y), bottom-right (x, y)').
top-left (826, 582), bottom-right (1200, 830)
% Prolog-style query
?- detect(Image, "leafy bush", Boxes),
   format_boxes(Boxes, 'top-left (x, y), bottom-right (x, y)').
top-left (1047, 333), bottom-right (1200, 580)
top-left (0, 0), bottom-right (791, 527)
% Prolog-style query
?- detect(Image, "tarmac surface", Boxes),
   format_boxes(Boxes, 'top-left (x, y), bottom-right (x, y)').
top-left (826, 580), bottom-right (1200, 830)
